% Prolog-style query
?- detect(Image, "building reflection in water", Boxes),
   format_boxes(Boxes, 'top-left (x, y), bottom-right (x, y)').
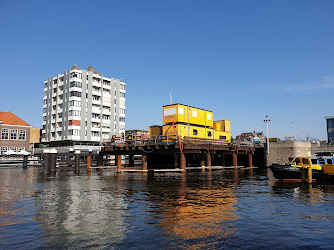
top-left (156, 172), bottom-right (238, 248)
top-left (34, 171), bottom-right (127, 248)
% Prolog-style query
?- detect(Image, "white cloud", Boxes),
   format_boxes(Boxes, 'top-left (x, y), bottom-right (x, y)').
top-left (272, 75), bottom-right (334, 91)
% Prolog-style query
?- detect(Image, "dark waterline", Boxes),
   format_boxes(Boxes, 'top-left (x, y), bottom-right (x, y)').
top-left (0, 167), bottom-right (333, 249)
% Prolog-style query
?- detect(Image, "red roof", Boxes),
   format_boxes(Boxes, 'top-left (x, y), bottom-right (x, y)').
top-left (0, 112), bottom-right (30, 126)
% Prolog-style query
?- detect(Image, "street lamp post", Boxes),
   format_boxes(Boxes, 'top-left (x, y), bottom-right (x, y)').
top-left (264, 116), bottom-right (270, 155)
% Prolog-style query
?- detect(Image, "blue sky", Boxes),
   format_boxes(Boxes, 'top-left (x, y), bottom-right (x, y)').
top-left (0, 0), bottom-right (333, 140)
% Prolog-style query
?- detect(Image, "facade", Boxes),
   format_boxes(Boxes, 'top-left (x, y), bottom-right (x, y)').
top-left (0, 112), bottom-right (31, 154)
top-left (236, 131), bottom-right (266, 144)
top-left (325, 116), bottom-right (334, 144)
top-left (42, 65), bottom-right (126, 143)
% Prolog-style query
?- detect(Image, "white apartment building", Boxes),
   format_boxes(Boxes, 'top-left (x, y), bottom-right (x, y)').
top-left (42, 65), bottom-right (125, 143)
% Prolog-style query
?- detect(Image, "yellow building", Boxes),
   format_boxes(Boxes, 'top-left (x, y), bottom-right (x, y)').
top-left (29, 128), bottom-right (41, 143)
top-left (163, 104), bottom-right (213, 128)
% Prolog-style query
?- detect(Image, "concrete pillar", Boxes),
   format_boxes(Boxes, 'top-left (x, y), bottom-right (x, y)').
top-left (49, 149), bottom-right (57, 174)
top-left (142, 155), bottom-right (147, 170)
top-left (74, 151), bottom-right (80, 175)
top-left (87, 155), bottom-right (92, 171)
top-left (23, 155), bottom-right (28, 168)
top-left (116, 155), bottom-right (122, 170)
top-left (248, 152), bottom-right (253, 167)
top-left (232, 151), bottom-right (237, 166)
top-left (180, 153), bottom-right (186, 170)
top-left (307, 167), bottom-right (313, 184)
top-left (129, 155), bottom-right (134, 167)
top-left (43, 149), bottom-right (50, 174)
top-left (206, 152), bottom-right (211, 167)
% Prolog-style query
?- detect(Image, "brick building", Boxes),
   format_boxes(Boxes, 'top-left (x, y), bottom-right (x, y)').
top-left (0, 112), bottom-right (31, 154)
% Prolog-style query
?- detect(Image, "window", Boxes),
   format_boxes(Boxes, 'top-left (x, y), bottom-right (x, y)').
top-left (70, 72), bottom-right (78, 78)
top-left (103, 115), bottom-right (110, 120)
top-left (69, 130), bottom-right (80, 136)
top-left (10, 129), bottom-right (18, 140)
top-left (120, 93), bottom-right (125, 98)
top-left (119, 117), bottom-right (125, 122)
top-left (219, 135), bottom-right (227, 140)
top-left (92, 113), bottom-right (100, 119)
top-left (70, 81), bottom-right (82, 88)
top-left (18, 147), bottom-right (25, 152)
top-left (207, 131), bottom-right (212, 137)
top-left (69, 100), bottom-right (81, 107)
top-left (9, 147), bottom-right (17, 152)
top-left (91, 131), bottom-right (100, 137)
top-left (19, 129), bottom-right (26, 141)
top-left (70, 91), bottom-right (81, 97)
top-left (1, 128), bottom-right (9, 140)
top-left (193, 129), bottom-right (198, 136)
top-left (1, 146), bottom-right (8, 154)
top-left (69, 110), bottom-right (81, 116)
top-left (119, 108), bottom-right (125, 114)
top-left (120, 84), bottom-right (125, 90)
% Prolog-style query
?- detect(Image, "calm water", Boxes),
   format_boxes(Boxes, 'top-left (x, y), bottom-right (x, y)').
top-left (0, 167), bottom-right (333, 249)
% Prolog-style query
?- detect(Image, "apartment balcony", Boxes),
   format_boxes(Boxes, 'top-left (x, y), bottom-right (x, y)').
top-left (43, 104), bottom-right (47, 108)
top-left (92, 90), bottom-right (101, 96)
top-left (51, 110), bottom-right (56, 115)
top-left (52, 92), bottom-right (57, 98)
top-left (102, 127), bottom-right (110, 132)
top-left (56, 136), bottom-right (62, 141)
top-left (51, 119), bottom-right (56, 123)
top-left (58, 99), bottom-right (63, 104)
top-left (91, 117), bottom-right (101, 123)
top-left (56, 127), bottom-right (62, 131)
top-left (91, 126), bottom-right (100, 132)
top-left (92, 81), bottom-right (101, 88)
top-left (58, 81), bottom-right (63, 87)
top-left (57, 108), bottom-right (63, 113)
top-left (91, 136), bottom-right (101, 142)
top-left (102, 110), bottom-right (111, 115)
top-left (92, 99), bottom-right (101, 105)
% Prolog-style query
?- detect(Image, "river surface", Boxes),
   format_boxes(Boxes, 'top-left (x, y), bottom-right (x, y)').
top-left (0, 167), bottom-right (333, 249)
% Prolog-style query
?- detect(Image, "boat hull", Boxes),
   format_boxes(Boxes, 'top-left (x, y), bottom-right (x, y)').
top-left (270, 164), bottom-right (320, 181)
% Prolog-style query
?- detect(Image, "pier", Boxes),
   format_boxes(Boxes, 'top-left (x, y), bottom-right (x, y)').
top-left (99, 136), bottom-right (264, 171)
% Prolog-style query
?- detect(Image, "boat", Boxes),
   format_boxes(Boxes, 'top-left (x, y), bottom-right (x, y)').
top-left (270, 157), bottom-right (322, 181)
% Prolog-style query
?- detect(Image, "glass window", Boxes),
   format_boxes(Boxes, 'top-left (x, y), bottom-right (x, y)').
top-left (9, 147), bottom-right (17, 152)
top-left (19, 129), bottom-right (26, 141)
top-left (70, 91), bottom-right (81, 97)
top-left (70, 81), bottom-right (82, 88)
top-left (219, 135), bottom-right (227, 140)
top-left (18, 147), bottom-right (25, 152)
top-left (1, 128), bottom-right (9, 140)
top-left (193, 129), bottom-right (198, 136)
top-left (10, 129), bottom-right (17, 140)
top-left (1, 146), bottom-right (8, 154)
top-left (207, 131), bottom-right (212, 137)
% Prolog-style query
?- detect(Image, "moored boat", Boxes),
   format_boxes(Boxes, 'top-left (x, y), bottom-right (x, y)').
top-left (270, 157), bottom-right (322, 181)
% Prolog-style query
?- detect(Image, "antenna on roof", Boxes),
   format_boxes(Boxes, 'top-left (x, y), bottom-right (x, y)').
top-left (170, 89), bottom-right (172, 104)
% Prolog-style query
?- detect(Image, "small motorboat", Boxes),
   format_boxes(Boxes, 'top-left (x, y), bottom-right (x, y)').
top-left (270, 157), bottom-right (322, 181)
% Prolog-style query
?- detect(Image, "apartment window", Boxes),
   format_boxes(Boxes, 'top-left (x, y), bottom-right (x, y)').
top-left (119, 108), bottom-right (125, 114)
top-left (193, 129), bottom-right (198, 136)
top-left (9, 147), bottom-right (17, 152)
top-left (1, 146), bottom-right (8, 154)
top-left (69, 130), bottom-right (80, 136)
top-left (120, 84), bottom-right (125, 90)
top-left (92, 113), bottom-right (100, 119)
top-left (43, 125), bottom-right (46, 130)
top-left (18, 147), bottom-right (25, 152)
top-left (69, 100), bottom-right (81, 107)
top-left (207, 131), bottom-right (212, 137)
top-left (219, 136), bottom-right (227, 140)
top-left (69, 110), bottom-right (81, 116)
top-left (43, 117), bottom-right (46, 121)
top-left (91, 131), bottom-right (100, 137)
top-left (70, 72), bottom-right (78, 78)
top-left (103, 80), bottom-right (110, 86)
top-left (120, 93), bottom-right (125, 98)
top-left (1, 129), bottom-right (9, 140)
top-left (70, 91), bottom-right (81, 97)
top-left (103, 115), bottom-right (110, 120)
top-left (92, 96), bottom-right (100, 101)
top-left (119, 100), bottom-right (125, 106)
top-left (19, 129), bottom-right (26, 141)
top-left (119, 117), bottom-right (125, 122)
top-left (70, 81), bottom-right (82, 88)
top-left (10, 129), bottom-right (18, 140)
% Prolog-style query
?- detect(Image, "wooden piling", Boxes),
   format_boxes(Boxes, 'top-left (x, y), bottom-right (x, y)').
top-left (23, 155), bottom-right (28, 168)
top-left (307, 166), bottom-right (312, 184)
top-left (49, 149), bottom-right (57, 174)
top-left (128, 155), bottom-right (134, 167)
top-left (248, 152), bottom-right (253, 167)
top-left (142, 155), bottom-right (147, 170)
top-left (180, 152), bottom-right (186, 170)
top-left (74, 151), bottom-right (80, 175)
top-left (232, 151), bottom-right (237, 166)
top-left (116, 155), bottom-right (122, 170)
top-left (87, 155), bottom-right (92, 171)
top-left (206, 152), bottom-right (211, 167)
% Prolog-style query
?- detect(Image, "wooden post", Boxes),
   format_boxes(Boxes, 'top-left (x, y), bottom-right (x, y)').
top-left (206, 152), bottom-right (211, 167)
top-left (87, 155), bottom-right (92, 172)
top-left (307, 167), bottom-right (312, 184)
top-left (180, 152), bottom-right (186, 170)
top-left (23, 155), bottom-right (28, 168)
top-left (74, 151), bottom-right (80, 175)
top-left (142, 155), bottom-right (147, 170)
top-left (232, 151), bottom-right (237, 166)
top-left (248, 152), bottom-right (253, 167)
top-left (98, 152), bottom-right (103, 167)
top-left (301, 167), bottom-right (307, 183)
top-left (49, 149), bottom-right (57, 174)
top-left (116, 155), bottom-right (122, 170)
top-left (221, 154), bottom-right (226, 167)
